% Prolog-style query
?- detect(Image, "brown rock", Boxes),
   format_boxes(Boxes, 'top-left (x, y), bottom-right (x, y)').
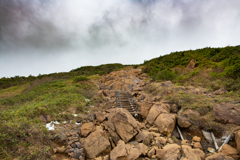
top-left (81, 122), bottom-right (96, 137)
top-left (39, 115), bottom-right (51, 123)
top-left (158, 144), bottom-right (181, 159)
top-left (186, 59), bottom-right (196, 69)
top-left (83, 129), bottom-right (110, 158)
top-left (135, 130), bottom-right (153, 143)
top-left (193, 149), bottom-right (205, 160)
top-left (135, 143), bottom-right (148, 156)
top-left (154, 113), bottom-right (176, 135)
top-left (181, 140), bottom-right (190, 145)
top-left (214, 88), bottom-right (228, 95)
top-left (141, 102), bottom-right (154, 118)
top-left (57, 147), bottom-right (66, 153)
top-left (155, 137), bottom-right (167, 145)
top-left (96, 111), bottom-right (107, 123)
top-left (177, 116), bottom-right (191, 128)
top-left (181, 145), bottom-right (201, 160)
top-left (193, 142), bottom-right (202, 150)
top-left (125, 144), bottom-right (141, 160)
top-left (192, 136), bottom-right (201, 142)
top-left (181, 109), bottom-right (200, 118)
top-left (205, 153), bottom-right (234, 160)
top-left (212, 104), bottom-right (240, 125)
top-left (170, 104), bottom-right (179, 113)
top-left (220, 144), bottom-right (240, 160)
top-left (107, 108), bottom-right (139, 143)
top-left (103, 155), bottom-right (110, 160)
top-left (147, 103), bottom-right (168, 124)
top-left (147, 148), bottom-right (155, 158)
top-left (235, 130), bottom-right (240, 151)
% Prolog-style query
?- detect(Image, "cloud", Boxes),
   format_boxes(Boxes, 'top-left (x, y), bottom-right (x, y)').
top-left (0, 0), bottom-right (240, 77)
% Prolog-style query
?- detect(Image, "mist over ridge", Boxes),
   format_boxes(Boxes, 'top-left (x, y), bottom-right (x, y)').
top-left (0, 0), bottom-right (240, 77)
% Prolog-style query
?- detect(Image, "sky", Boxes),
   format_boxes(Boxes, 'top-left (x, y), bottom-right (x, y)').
top-left (0, 0), bottom-right (240, 78)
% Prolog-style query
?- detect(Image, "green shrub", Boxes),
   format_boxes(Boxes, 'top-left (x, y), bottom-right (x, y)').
top-left (156, 68), bottom-right (176, 81)
top-left (73, 76), bottom-right (90, 83)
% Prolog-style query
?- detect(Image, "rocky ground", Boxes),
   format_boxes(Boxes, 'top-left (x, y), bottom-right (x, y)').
top-left (46, 68), bottom-right (240, 160)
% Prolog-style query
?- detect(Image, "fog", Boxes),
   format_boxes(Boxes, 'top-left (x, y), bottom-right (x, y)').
top-left (0, 0), bottom-right (240, 78)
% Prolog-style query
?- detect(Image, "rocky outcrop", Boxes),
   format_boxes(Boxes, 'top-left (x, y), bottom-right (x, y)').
top-left (107, 108), bottom-right (139, 143)
top-left (83, 129), bottom-right (110, 159)
top-left (155, 113), bottom-right (176, 135)
top-left (212, 104), bottom-right (240, 125)
top-left (186, 59), bottom-right (196, 69)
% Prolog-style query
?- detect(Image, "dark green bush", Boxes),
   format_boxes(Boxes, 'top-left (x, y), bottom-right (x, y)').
top-left (156, 68), bottom-right (176, 81)
top-left (73, 76), bottom-right (90, 83)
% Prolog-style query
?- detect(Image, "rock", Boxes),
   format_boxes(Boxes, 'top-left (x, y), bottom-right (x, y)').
top-left (180, 109), bottom-right (200, 118)
top-left (192, 136), bottom-right (201, 142)
top-left (205, 153), bottom-right (234, 160)
top-left (155, 137), bottom-right (167, 145)
top-left (207, 147), bottom-right (215, 153)
top-left (135, 143), bottom-right (148, 156)
top-left (96, 111), bottom-right (107, 123)
top-left (83, 129), bottom-right (110, 159)
top-left (135, 130), bottom-right (153, 143)
top-left (148, 127), bottom-right (159, 133)
top-left (95, 157), bottom-right (102, 160)
top-left (170, 104), bottom-right (179, 113)
top-left (177, 116), bottom-right (191, 128)
top-left (214, 88), bottom-right (228, 95)
top-left (186, 59), bottom-right (196, 69)
top-left (154, 113), bottom-right (176, 135)
top-left (202, 130), bottom-right (213, 143)
top-left (103, 155), bottom-right (110, 160)
top-left (193, 142), bottom-right (202, 150)
top-left (181, 145), bottom-right (201, 160)
top-left (181, 140), bottom-right (190, 145)
top-left (141, 102), bottom-right (154, 118)
top-left (81, 122), bottom-right (96, 137)
top-left (235, 130), bottom-right (240, 150)
top-left (107, 108), bottom-right (139, 143)
top-left (110, 140), bottom-right (141, 160)
top-left (147, 148), bottom-right (155, 158)
top-left (160, 81), bottom-right (173, 87)
top-left (193, 149), bottom-right (205, 160)
top-left (212, 104), bottom-right (240, 125)
top-left (57, 147), bottom-right (66, 153)
top-left (73, 148), bottom-right (84, 159)
top-left (146, 103), bottom-right (168, 124)
top-left (156, 144), bottom-right (181, 159)
top-left (220, 144), bottom-right (240, 160)
top-left (39, 115), bottom-right (51, 123)
top-left (53, 148), bottom-right (57, 153)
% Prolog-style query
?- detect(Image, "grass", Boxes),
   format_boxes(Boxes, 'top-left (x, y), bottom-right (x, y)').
top-left (0, 79), bottom-right (98, 159)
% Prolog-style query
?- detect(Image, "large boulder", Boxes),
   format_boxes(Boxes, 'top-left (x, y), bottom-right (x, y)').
top-left (141, 102), bottom-right (154, 118)
top-left (193, 149), bottom-right (205, 160)
top-left (96, 111), bottom-right (107, 123)
top-left (235, 130), bottom-right (240, 151)
top-left (110, 140), bottom-right (141, 160)
top-left (212, 104), bottom-right (240, 125)
top-left (220, 144), bottom-right (240, 160)
top-left (146, 103), bottom-right (168, 125)
top-left (205, 153), bottom-right (234, 160)
top-left (156, 144), bottom-right (181, 160)
top-left (81, 122), bottom-right (96, 137)
top-left (155, 113), bottom-right (176, 135)
top-left (107, 108), bottom-right (139, 142)
top-left (83, 129), bottom-right (111, 159)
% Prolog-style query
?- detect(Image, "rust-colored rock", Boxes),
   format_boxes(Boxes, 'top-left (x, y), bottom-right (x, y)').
top-left (146, 103), bottom-right (168, 124)
top-left (96, 111), bottom-right (107, 123)
top-left (141, 102), bottom-right (154, 118)
top-left (156, 144), bottom-right (181, 159)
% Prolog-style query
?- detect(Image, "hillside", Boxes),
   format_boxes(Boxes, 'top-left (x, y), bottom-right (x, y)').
top-left (0, 46), bottom-right (240, 160)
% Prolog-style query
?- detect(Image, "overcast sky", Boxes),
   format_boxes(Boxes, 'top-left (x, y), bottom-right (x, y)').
top-left (0, 0), bottom-right (240, 78)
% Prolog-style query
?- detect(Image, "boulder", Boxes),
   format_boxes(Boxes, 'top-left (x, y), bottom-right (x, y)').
top-left (96, 111), bottom-right (107, 123)
top-left (235, 130), bottom-right (240, 150)
top-left (156, 144), bottom-right (181, 160)
top-left (83, 129), bottom-right (110, 158)
top-left (154, 113), bottom-right (176, 135)
top-left (155, 137), bottom-right (167, 145)
top-left (177, 116), bottom-right (191, 128)
top-left (212, 104), bottom-right (240, 125)
top-left (193, 142), bottom-right (202, 150)
top-left (181, 145), bottom-right (201, 160)
top-left (192, 136), bottom-right (201, 142)
top-left (205, 153), bottom-right (234, 160)
top-left (141, 102), bottom-right (154, 118)
top-left (193, 149), bottom-right (205, 160)
top-left (146, 103), bottom-right (168, 124)
top-left (135, 130), bottom-right (153, 143)
top-left (81, 122), bottom-right (96, 137)
top-left (135, 143), bottom-right (148, 156)
top-left (107, 108), bottom-right (139, 142)
top-left (110, 140), bottom-right (141, 160)
top-left (186, 59), bottom-right (196, 69)
top-left (220, 144), bottom-right (240, 160)
top-left (180, 109), bottom-right (200, 119)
